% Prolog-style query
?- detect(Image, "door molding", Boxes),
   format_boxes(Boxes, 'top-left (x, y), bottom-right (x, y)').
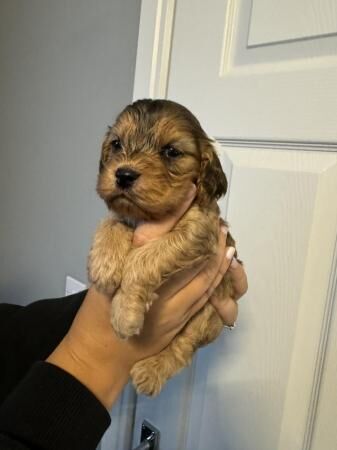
top-left (220, 0), bottom-right (337, 77)
top-left (302, 235), bottom-right (337, 449)
top-left (133, 0), bottom-right (176, 100)
top-left (216, 138), bottom-right (337, 152)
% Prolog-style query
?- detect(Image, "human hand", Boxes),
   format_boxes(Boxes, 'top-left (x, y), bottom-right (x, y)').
top-left (47, 184), bottom-right (247, 409)
top-left (99, 183), bottom-right (246, 367)
top-left (210, 256), bottom-right (247, 328)
top-left (133, 183), bottom-right (247, 330)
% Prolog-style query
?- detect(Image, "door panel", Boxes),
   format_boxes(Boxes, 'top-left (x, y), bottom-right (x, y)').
top-left (131, 370), bottom-right (194, 450)
top-left (185, 147), bottom-right (337, 450)
top-left (167, 0), bottom-right (337, 141)
top-left (134, 0), bottom-right (337, 142)
top-left (249, 0), bottom-right (337, 45)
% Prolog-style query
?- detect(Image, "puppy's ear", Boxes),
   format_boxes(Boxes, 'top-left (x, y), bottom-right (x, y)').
top-left (197, 141), bottom-right (227, 203)
top-left (99, 126), bottom-right (112, 173)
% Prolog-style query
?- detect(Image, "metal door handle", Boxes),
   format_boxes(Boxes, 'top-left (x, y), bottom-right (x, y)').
top-left (132, 420), bottom-right (160, 450)
top-left (132, 439), bottom-right (152, 450)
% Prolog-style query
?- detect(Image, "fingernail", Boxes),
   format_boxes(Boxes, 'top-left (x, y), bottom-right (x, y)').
top-left (226, 247), bottom-right (235, 260)
top-left (230, 257), bottom-right (239, 268)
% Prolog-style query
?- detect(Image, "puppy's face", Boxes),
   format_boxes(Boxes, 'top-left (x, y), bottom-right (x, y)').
top-left (97, 99), bottom-right (227, 221)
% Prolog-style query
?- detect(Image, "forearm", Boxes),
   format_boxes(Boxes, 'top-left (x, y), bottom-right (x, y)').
top-left (46, 336), bottom-right (129, 410)
top-left (46, 287), bottom-right (132, 410)
top-left (0, 289), bottom-right (124, 449)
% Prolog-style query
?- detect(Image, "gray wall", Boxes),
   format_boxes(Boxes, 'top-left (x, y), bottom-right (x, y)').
top-left (0, 0), bottom-right (141, 304)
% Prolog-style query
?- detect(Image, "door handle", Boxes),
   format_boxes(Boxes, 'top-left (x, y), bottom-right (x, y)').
top-left (132, 420), bottom-right (160, 450)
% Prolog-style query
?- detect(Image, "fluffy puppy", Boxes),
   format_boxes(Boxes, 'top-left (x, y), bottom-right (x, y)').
top-left (88, 99), bottom-right (236, 396)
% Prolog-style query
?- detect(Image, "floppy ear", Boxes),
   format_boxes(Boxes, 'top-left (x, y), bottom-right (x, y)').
top-left (197, 141), bottom-right (228, 203)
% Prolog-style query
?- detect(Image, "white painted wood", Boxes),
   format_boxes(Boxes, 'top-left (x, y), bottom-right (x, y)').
top-left (133, 0), bottom-right (176, 99)
top-left (135, 0), bottom-right (337, 141)
top-left (249, 0), bottom-right (337, 46)
top-left (131, 369), bottom-right (195, 450)
top-left (100, 385), bottom-right (137, 450)
top-left (128, 142), bottom-right (337, 450)
top-left (129, 1), bottom-right (337, 449)
top-left (277, 157), bottom-right (337, 450)
top-left (221, 0), bottom-right (337, 76)
top-left (310, 260), bottom-right (337, 450)
top-left (184, 149), bottom-right (337, 450)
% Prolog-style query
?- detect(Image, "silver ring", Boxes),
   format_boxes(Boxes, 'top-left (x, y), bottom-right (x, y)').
top-left (224, 322), bottom-right (236, 331)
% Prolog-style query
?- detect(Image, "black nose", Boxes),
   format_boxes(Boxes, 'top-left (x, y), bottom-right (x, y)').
top-left (115, 167), bottom-right (140, 189)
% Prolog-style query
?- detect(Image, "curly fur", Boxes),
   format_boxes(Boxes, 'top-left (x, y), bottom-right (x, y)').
top-left (88, 99), bottom-right (236, 396)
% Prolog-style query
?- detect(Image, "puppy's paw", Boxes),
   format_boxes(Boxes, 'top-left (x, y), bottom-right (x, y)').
top-left (93, 277), bottom-right (120, 297)
top-left (131, 357), bottom-right (167, 396)
top-left (88, 252), bottom-right (123, 296)
top-left (110, 291), bottom-right (145, 339)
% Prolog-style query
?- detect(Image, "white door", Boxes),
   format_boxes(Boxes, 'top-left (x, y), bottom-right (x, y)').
top-left (102, 1), bottom-right (337, 449)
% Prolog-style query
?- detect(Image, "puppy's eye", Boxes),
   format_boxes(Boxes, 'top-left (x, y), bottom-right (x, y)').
top-left (111, 139), bottom-right (122, 152)
top-left (161, 145), bottom-right (183, 159)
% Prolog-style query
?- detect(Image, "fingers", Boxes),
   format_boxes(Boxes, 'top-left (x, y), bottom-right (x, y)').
top-left (209, 258), bottom-right (247, 324)
top-left (133, 184), bottom-right (196, 246)
top-left (165, 227), bottom-right (229, 318)
top-left (178, 236), bottom-right (248, 327)
top-left (228, 258), bottom-right (248, 300)
top-left (155, 260), bottom-right (207, 302)
top-left (182, 243), bottom-right (235, 323)
top-left (210, 296), bottom-right (238, 325)
top-left (195, 227), bottom-right (227, 288)
top-left (207, 246), bottom-right (235, 297)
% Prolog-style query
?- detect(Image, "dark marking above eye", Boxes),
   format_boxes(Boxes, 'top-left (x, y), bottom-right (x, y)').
top-left (161, 145), bottom-right (183, 159)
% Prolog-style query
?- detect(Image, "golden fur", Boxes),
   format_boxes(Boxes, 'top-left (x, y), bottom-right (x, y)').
top-left (88, 99), bottom-right (236, 396)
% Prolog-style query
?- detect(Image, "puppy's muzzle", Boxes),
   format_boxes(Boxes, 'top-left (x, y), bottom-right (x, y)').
top-left (115, 167), bottom-right (140, 189)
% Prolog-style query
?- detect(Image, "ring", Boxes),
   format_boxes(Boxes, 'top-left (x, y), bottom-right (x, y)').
top-left (224, 322), bottom-right (236, 331)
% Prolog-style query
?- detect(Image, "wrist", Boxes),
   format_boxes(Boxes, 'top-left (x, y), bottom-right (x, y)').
top-left (46, 285), bottom-right (134, 409)
top-left (47, 335), bottom-right (130, 410)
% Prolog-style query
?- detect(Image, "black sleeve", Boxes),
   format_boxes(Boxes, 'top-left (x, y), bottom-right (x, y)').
top-left (0, 361), bottom-right (110, 450)
top-left (0, 290), bottom-right (87, 404)
top-left (0, 291), bottom-right (111, 449)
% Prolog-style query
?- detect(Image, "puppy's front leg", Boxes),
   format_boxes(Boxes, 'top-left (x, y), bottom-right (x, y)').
top-left (110, 205), bottom-right (218, 338)
top-left (88, 218), bottom-right (133, 295)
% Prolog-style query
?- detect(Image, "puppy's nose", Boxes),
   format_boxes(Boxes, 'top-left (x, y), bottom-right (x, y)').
top-left (115, 167), bottom-right (140, 189)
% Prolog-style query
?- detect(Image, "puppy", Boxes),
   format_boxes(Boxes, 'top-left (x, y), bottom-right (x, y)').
top-left (88, 99), bottom-right (236, 396)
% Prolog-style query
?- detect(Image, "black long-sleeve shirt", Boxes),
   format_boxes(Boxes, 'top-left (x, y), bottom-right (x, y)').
top-left (0, 291), bottom-right (111, 450)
